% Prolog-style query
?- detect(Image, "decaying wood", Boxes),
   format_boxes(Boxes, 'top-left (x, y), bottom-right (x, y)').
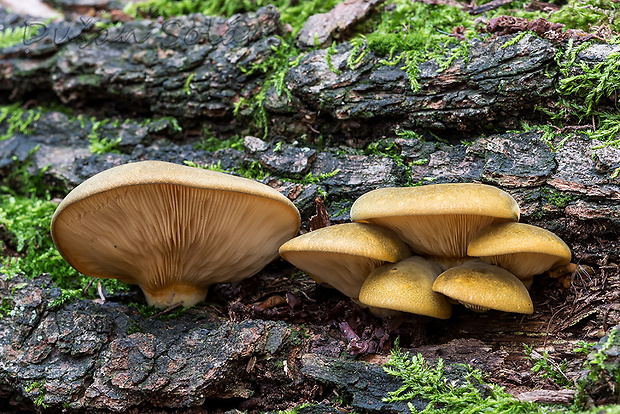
top-left (516, 389), bottom-right (576, 405)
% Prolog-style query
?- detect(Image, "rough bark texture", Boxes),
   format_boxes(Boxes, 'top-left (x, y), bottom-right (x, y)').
top-left (0, 4), bottom-right (619, 414)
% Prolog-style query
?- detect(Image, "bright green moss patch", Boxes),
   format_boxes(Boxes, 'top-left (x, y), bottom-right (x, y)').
top-left (0, 194), bottom-right (129, 298)
top-left (550, 0), bottom-right (620, 33)
top-left (384, 332), bottom-right (620, 414)
top-left (0, 153), bottom-right (130, 302)
top-left (0, 24), bottom-right (43, 49)
top-left (383, 345), bottom-right (550, 413)
top-left (234, 36), bottom-right (304, 137)
top-left (0, 103), bottom-right (42, 141)
top-left (348, 0), bottom-right (477, 92)
top-left (124, 0), bottom-right (340, 35)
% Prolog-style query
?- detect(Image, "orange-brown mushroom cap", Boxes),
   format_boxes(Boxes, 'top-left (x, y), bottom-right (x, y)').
top-left (51, 161), bottom-right (301, 308)
top-left (278, 223), bottom-right (411, 300)
top-left (350, 183), bottom-right (519, 259)
top-left (467, 222), bottom-right (572, 279)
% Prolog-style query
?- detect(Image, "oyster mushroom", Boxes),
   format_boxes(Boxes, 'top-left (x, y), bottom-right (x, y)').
top-left (350, 183), bottom-right (519, 261)
top-left (432, 260), bottom-right (533, 314)
top-left (51, 161), bottom-right (300, 308)
top-left (278, 223), bottom-right (411, 300)
top-left (467, 222), bottom-right (572, 279)
top-left (359, 256), bottom-right (452, 319)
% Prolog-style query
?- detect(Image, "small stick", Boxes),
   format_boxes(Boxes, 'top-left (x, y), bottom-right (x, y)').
top-left (148, 302), bottom-right (184, 319)
top-left (470, 0), bottom-right (516, 15)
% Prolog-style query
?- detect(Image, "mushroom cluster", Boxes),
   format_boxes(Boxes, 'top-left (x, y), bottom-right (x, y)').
top-left (51, 161), bottom-right (301, 309)
top-left (280, 183), bottom-right (572, 318)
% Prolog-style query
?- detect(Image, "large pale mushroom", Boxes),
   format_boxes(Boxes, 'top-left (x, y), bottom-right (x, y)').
top-left (358, 256), bottom-right (452, 319)
top-left (51, 161), bottom-right (300, 309)
top-left (350, 183), bottom-right (520, 261)
top-left (432, 260), bottom-right (533, 314)
top-left (467, 222), bottom-right (572, 279)
top-left (278, 223), bottom-right (411, 300)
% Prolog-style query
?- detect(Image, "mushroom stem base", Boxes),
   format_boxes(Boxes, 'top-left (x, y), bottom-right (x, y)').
top-left (141, 285), bottom-right (209, 309)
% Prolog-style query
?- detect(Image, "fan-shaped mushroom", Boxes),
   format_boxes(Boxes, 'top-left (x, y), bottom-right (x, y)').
top-left (467, 222), bottom-right (572, 279)
top-left (278, 223), bottom-right (411, 300)
top-left (350, 183), bottom-right (519, 260)
top-left (51, 161), bottom-right (301, 308)
top-left (359, 256), bottom-right (452, 319)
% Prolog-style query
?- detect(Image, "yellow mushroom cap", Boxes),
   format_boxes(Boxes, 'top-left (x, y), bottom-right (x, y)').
top-left (358, 256), bottom-right (452, 319)
top-left (51, 161), bottom-right (301, 309)
top-left (350, 183), bottom-right (520, 258)
top-left (467, 222), bottom-right (572, 279)
top-left (432, 260), bottom-right (533, 314)
top-left (278, 223), bottom-right (411, 300)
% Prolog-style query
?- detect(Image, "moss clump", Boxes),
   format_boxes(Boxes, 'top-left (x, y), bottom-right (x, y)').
top-left (0, 24), bottom-right (43, 49)
top-left (550, 0), bottom-right (620, 33)
top-left (234, 36), bottom-right (304, 137)
top-left (383, 344), bottom-right (550, 413)
top-left (0, 103), bottom-right (42, 141)
top-left (347, 0), bottom-right (477, 92)
top-left (0, 151), bottom-right (129, 303)
top-left (124, 0), bottom-right (340, 36)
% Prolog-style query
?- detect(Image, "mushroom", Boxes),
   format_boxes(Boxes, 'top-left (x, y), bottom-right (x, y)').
top-left (350, 183), bottom-right (519, 260)
top-left (467, 222), bottom-right (572, 279)
top-left (51, 161), bottom-right (301, 308)
top-left (278, 223), bottom-right (411, 300)
top-left (432, 260), bottom-right (533, 314)
top-left (358, 256), bottom-right (452, 319)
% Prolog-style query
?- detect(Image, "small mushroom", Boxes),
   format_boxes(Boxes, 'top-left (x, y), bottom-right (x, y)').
top-left (278, 223), bottom-right (411, 300)
top-left (358, 256), bottom-right (452, 319)
top-left (350, 183), bottom-right (519, 260)
top-left (432, 260), bottom-right (533, 314)
top-left (51, 161), bottom-right (301, 308)
top-left (467, 222), bottom-right (572, 279)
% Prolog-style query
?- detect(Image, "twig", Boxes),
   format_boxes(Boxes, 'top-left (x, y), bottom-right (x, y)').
top-left (516, 389), bottom-right (575, 405)
top-left (470, 0), bottom-right (516, 15)
top-left (148, 302), bottom-right (184, 319)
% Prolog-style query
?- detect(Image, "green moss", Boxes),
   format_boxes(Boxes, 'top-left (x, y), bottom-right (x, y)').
top-left (548, 39), bottom-right (620, 149)
top-left (125, 0), bottom-right (340, 36)
top-left (550, 0), bottom-right (620, 33)
top-left (0, 297), bottom-right (12, 317)
top-left (194, 132), bottom-right (244, 152)
top-left (501, 31), bottom-right (530, 49)
top-left (557, 48), bottom-right (620, 117)
top-left (85, 117), bottom-right (123, 154)
top-left (25, 381), bottom-right (48, 408)
top-left (0, 24), bottom-right (43, 49)
top-left (326, 42), bottom-right (342, 75)
top-left (525, 344), bottom-right (571, 387)
top-left (347, 0), bottom-right (479, 92)
top-left (0, 152), bottom-right (130, 304)
top-left (0, 103), bottom-right (42, 141)
top-left (383, 344), bottom-right (550, 413)
top-left (183, 72), bottom-right (196, 96)
top-left (234, 36), bottom-right (304, 137)
top-left (543, 188), bottom-right (576, 208)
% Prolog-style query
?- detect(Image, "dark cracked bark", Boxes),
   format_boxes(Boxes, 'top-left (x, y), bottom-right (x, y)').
top-left (1, 8), bottom-right (620, 138)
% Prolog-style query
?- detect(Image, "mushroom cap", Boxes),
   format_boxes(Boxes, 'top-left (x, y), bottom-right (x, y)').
top-left (467, 222), bottom-right (572, 278)
top-left (432, 260), bottom-right (533, 314)
top-left (350, 183), bottom-right (520, 258)
top-left (51, 161), bottom-right (301, 308)
top-left (278, 223), bottom-right (411, 300)
top-left (359, 256), bottom-right (452, 319)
